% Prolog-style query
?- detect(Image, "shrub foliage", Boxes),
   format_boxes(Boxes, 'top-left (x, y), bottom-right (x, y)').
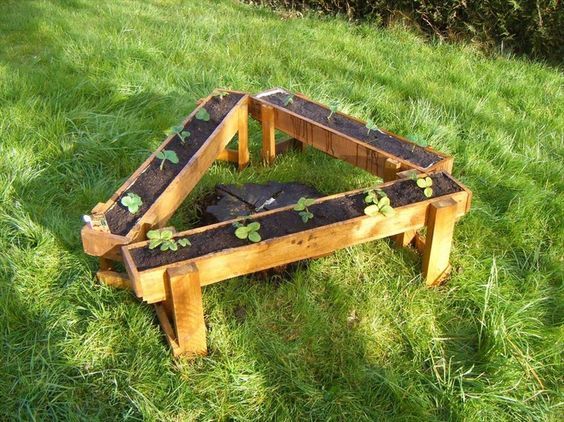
top-left (247, 0), bottom-right (563, 62)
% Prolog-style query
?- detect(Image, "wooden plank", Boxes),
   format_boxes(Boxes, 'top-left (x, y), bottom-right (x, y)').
top-left (165, 264), bottom-right (207, 357)
top-left (238, 101), bottom-right (250, 170)
top-left (217, 148), bottom-right (238, 163)
top-left (122, 173), bottom-right (471, 303)
top-left (384, 158), bottom-right (401, 182)
top-left (422, 198), bottom-right (458, 286)
top-left (393, 230), bottom-right (416, 248)
top-left (96, 270), bottom-right (130, 289)
top-left (154, 303), bottom-right (181, 355)
top-left (261, 104), bottom-right (276, 164)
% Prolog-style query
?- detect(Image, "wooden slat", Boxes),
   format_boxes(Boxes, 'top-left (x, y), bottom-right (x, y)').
top-left (96, 270), bottom-right (130, 289)
top-left (238, 101), bottom-right (250, 170)
top-left (216, 148), bottom-right (238, 163)
top-left (165, 264), bottom-right (207, 356)
top-left (422, 198), bottom-right (458, 286)
top-left (261, 104), bottom-right (276, 164)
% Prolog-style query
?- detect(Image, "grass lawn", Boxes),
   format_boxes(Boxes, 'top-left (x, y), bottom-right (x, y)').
top-left (1, 0), bottom-right (562, 420)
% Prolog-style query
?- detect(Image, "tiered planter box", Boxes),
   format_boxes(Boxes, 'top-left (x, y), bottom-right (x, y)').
top-left (249, 88), bottom-right (453, 180)
top-left (81, 90), bottom-right (249, 261)
top-left (121, 172), bottom-right (471, 356)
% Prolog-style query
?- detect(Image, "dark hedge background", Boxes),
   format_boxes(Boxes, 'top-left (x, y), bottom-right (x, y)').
top-left (246, 0), bottom-right (563, 63)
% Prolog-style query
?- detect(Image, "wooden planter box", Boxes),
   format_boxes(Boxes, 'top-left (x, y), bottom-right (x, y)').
top-left (81, 90), bottom-right (249, 261)
top-left (249, 88), bottom-right (453, 180)
top-left (121, 171), bottom-right (471, 356)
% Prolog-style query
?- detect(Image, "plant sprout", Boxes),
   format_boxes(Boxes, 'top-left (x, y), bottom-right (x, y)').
top-left (293, 197), bottom-right (316, 223)
top-left (156, 150), bottom-right (179, 170)
top-left (167, 124), bottom-right (191, 144)
top-left (283, 94), bottom-right (294, 106)
top-left (364, 189), bottom-right (394, 217)
top-left (120, 192), bottom-right (143, 214)
top-left (195, 107), bottom-right (210, 121)
top-left (147, 229), bottom-right (191, 251)
top-left (327, 101), bottom-right (339, 120)
top-left (234, 221), bottom-right (261, 243)
top-left (213, 90), bottom-right (229, 100)
top-left (416, 176), bottom-right (434, 198)
top-left (408, 134), bottom-right (428, 147)
top-left (366, 119), bottom-right (379, 135)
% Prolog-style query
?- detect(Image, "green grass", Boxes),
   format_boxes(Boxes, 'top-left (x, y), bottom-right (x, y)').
top-left (1, 0), bottom-right (562, 420)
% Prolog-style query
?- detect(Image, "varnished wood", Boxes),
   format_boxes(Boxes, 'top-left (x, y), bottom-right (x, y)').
top-left (384, 158), bottom-right (401, 182)
top-left (96, 270), bottom-right (130, 289)
top-left (276, 137), bottom-right (304, 155)
top-left (122, 173), bottom-right (472, 303)
top-left (217, 148), bottom-right (238, 163)
top-left (164, 265), bottom-right (207, 357)
top-left (422, 198), bottom-right (458, 286)
top-left (261, 104), bottom-right (276, 164)
top-left (238, 102), bottom-right (250, 170)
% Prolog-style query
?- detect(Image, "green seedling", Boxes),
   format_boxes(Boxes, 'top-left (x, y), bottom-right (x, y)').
top-left (167, 124), bottom-right (191, 144)
top-left (416, 176), bottom-right (434, 198)
top-left (147, 229), bottom-right (191, 252)
top-left (213, 90), bottom-right (229, 100)
top-left (364, 189), bottom-right (394, 217)
top-left (293, 197), bottom-right (316, 223)
top-left (283, 94), bottom-right (294, 106)
top-left (366, 119), bottom-right (379, 135)
top-left (234, 221), bottom-right (261, 243)
top-left (147, 229), bottom-right (176, 251)
top-left (408, 134), bottom-right (428, 148)
top-left (195, 107), bottom-right (210, 121)
top-left (120, 192), bottom-right (142, 214)
top-left (156, 149), bottom-right (179, 170)
top-left (327, 101), bottom-right (339, 120)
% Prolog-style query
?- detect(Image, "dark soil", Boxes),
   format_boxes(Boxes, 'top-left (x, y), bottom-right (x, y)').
top-left (105, 93), bottom-right (244, 236)
top-left (131, 172), bottom-right (462, 271)
top-left (260, 91), bottom-right (442, 168)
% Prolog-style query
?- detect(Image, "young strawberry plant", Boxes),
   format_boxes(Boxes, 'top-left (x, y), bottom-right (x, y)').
top-left (416, 176), bottom-right (434, 198)
top-left (195, 107), bottom-right (210, 121)
top-left (283, 93), bottom-right (294, 106)
top-left (364, 189), bottom-right (394, 217)
top-left (212, 90), bottom-right (229, 100)
top-left (365, 119), bottom-right (379, 135)
top-left (293, 197), bottom-right (316, 223)
top-left (167, 124), bottom-right (191, 144)
top-left (234, 221), bottom-right (261, 243)
top-left (156, 150), bottom-right (179, 170)
top-left (327, 101), bottom-right (339, 120)
top-left (120, 192), bottom-right (143, 214)
top-left (147, 229), bottom-right (191, 251)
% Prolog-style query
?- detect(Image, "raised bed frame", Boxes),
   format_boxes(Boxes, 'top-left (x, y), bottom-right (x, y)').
top-left (121, 172), bottom-right (471, 356)
top-left (81, 90), bottom-right (249, 261)
top-left (80, 87), bottom-right (472, 358)
top-left (249, 88), bottom-right (453, 181)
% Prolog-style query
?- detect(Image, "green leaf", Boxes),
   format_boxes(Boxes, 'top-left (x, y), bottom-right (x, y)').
top-left (195, 108), bottom-right (210, 121)
top-left (180, 130), bottom-right (191, 140)
top-left (164, 150), bottom-right (179, 164)
top-left (248, 231), bottom-right (261, 243)
top-left (157, 151), bottom-right (166, 160)
top-left (128, 204), bottom-right (140, 214)
top-left (425, 177), bottom-right (433, 187)
top-left (169, 242), bottom-right (178, 251)
top-left (247, 222), bottom-right (260, 231)
top-left (416, 178), bottom-right (427, 188)
top-left (148, 240), bottom-right (161, 249)
top-left (178, 238), bottom-right (191, 247)
top-left (364, 204), bottom-right (381, 217)
top-left (300, 212), bottom-right (309, 223)
top-left (161, 230), bottom-right (173, 240)
top-left (235, 226), bottom-right (248, 239)
top-left (378, 197), bottom-right (390, 208)
top-left (424, 187), bottom-right (433, 198)
top-left (380, 205), bottom-right (394, 216)
top-left (283, 94), bottom-right (294, 106)
top-left (160, 242), bottom-right (170, 251)
top-left (147, 230), bottom-right (160, 240)
top-left (294, 203), bottom-right (305, 211)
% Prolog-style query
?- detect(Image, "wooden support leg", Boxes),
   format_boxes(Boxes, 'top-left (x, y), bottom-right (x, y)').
top-left (383, 158), bottom-right (401, 182)
top-left (261, 104), bottom-right (275, 165)
top-left (158, 264), bottom-right (207, 357)
top-left (238, 103), bottom-right (249, 170)
top-left (422, 198), bottom-right (458, 286)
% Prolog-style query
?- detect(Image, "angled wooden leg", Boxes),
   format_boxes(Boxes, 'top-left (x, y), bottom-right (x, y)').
top-left (422, 198), bottom-right (458, 286)
top-left (238, 102), bottom-right (249, 170)
top-left (261, 104), bottom-right (275, 165)
top-left (157, 264), bottom-right (207, 357)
